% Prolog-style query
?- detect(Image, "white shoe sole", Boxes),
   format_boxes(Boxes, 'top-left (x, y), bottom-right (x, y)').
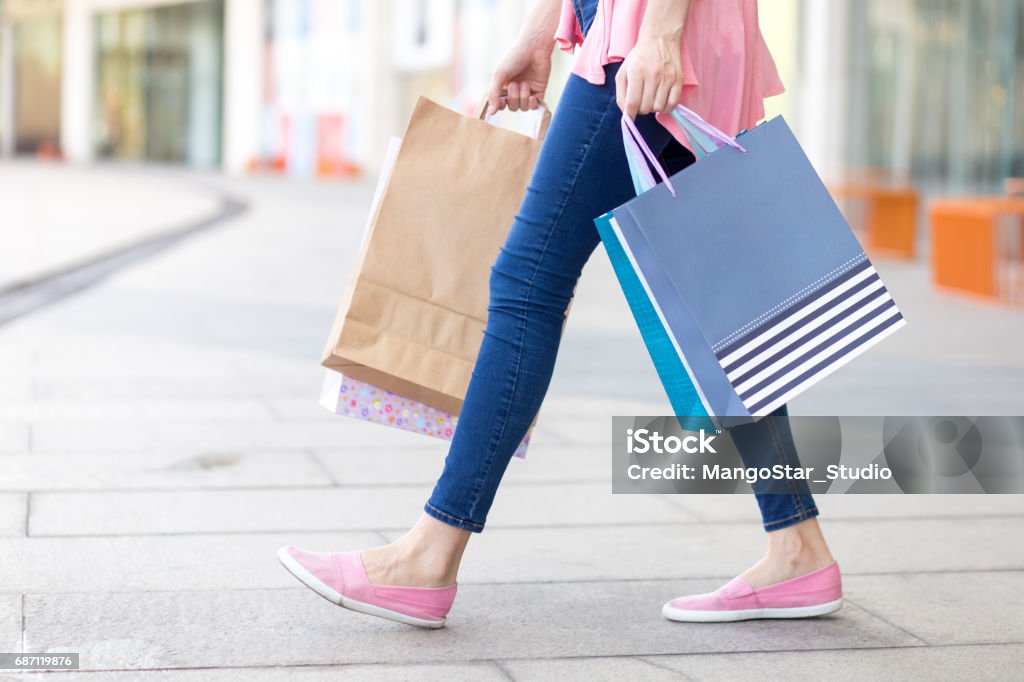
top-left (662, 597), bottom-right (844, 623)
top-left (276, 547), bottom-right (447, 629)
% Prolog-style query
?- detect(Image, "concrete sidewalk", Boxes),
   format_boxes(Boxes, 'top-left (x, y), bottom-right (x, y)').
top-left (0, 164), bottom-right (1022, 680)
top-left (0, 162), bottom-right (222, 291)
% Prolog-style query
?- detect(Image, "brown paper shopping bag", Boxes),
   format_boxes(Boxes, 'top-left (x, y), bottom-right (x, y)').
top-left (322, 96), bottom-right (550, 415)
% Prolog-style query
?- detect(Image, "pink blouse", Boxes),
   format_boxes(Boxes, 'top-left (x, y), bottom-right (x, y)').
top-left (554, 0), bottom-right (784, 153)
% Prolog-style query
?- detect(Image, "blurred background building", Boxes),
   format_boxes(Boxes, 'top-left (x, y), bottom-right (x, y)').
top-left (0, 0), bottom-right (1021, 190)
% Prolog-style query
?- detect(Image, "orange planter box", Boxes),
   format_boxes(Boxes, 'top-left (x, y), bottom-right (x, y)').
top-left (930, 198), bottom-right (1024, 304)
top-left (831, 183), bottom-right (918, 259)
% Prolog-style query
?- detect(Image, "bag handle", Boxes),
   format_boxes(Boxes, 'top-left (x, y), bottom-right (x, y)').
top-left (622, 115), bottom-right (675, 196)
top-left (622, 104), bottom-right (747, 196)
top-left (478, 97), bottom-right (552, 141)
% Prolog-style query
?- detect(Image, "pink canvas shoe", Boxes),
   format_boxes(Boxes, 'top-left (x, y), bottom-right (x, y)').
top-left (663, 562), bottom-right (843, 623)
top-left (277, 545), bottom-right (457, 629)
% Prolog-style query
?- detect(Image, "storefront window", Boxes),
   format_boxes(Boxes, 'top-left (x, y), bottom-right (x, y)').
top-left (845, 0), bottom-right (1023, 193)
top-left (93, 0), bottom-right (223, 167)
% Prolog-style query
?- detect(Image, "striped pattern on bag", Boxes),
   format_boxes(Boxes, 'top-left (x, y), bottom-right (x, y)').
top-left (714, 257), bottom-right (906, 416)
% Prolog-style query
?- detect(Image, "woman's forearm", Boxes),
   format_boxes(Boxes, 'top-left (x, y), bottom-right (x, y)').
top-left (639, 0), bottom-right (691, 42)
top-left (517, 0), bottom-right (563, 50)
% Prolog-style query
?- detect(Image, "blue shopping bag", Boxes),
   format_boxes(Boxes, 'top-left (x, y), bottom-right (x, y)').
top-left (596, 107), bottom-right (906, 427)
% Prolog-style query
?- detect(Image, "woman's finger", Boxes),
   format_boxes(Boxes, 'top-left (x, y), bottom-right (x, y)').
top-left (665, 83), bottom-right (683, 114)
top-left (506, 82), bottom-right (520, 111)
top-left (624, 76), bottom-right (644, 120)
top-left (640, 76), bottom-right (658, 116)
top-left (652, 80), bottom-right (671, 115)
top-left (517, 82), bottom-right (532, 111)
top-left (487, 72), bottom-right (507, 115)
top-left (528, 94), bottom-right (539, 111)
top-left (615, 68), bottom-right (629, 115)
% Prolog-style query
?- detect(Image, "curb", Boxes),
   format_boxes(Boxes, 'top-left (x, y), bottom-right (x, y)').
top-left (0, 193), bottom-right (248, 328)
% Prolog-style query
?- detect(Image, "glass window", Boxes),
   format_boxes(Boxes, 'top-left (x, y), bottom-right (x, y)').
top-left (93, 0), bottom-right (223, 167)
top-left (844, 0), bottom-right (1023, 193)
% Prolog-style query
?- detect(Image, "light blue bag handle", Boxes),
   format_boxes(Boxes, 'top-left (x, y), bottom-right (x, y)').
top-left (622, 105), bottom-right (747, 195)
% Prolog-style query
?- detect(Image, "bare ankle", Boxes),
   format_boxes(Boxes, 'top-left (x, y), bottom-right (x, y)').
top-left (766, 519), bottom-right (834, 569)
top-left (391, 537), bottom-right (459, 584)
top-left (366, 514), bottom-right (471, 587)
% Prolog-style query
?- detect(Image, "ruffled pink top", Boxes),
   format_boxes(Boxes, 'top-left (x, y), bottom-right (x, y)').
top-left (555, 0), bottom-right (784, 152)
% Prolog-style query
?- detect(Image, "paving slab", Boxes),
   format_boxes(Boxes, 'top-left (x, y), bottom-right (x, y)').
top-left (536, 415), bottom-right (613, 446)
top-left (20, 581), bottom-right (918, 670)
top-left (0, 494), bottom-right (27, 536)
top-left (271, 394), bottom-right (669, 422)
top-left (28, 484), bottom-right (693, 536)
top-left (7, 515), bottom-right (1018, 594)
top-left (0, 452), bottom-right (332, 491)
top-left (0, 594), bottom-right (20, 653)
top-left (0, 424), bottom-right (28, 453)
top-left (0, 345), bottom-right (33, 363)
top-left (0, 378), bottom-right (31, 402)
top-left (813, 518), bottom-right (1024, 574)
top-left (33, 360), bottom-right (241, 383)
top-left (7, 516), bottom-right (1024, 595)
top-left (31, 340), bottom-right (241, 367)
top-left (0, 663), bottom-right (508, 681)
top-left (315, 443), bottom-right (611, 486)
top-left (28, 359), bottom-right (240, 381)
top-left (843, 571), bottom-right (1024, 645)
top-left (644, 643), bottom-right (1024, 681)
top-left (389, 518), bottom-right (1024, 584)
top-left (500, 656), bottom-right (682, 681)
top-left (30, 377), bottom-right (278, 403)
top-left (0, 532), bottom-right (379, 593)
top-left (664, 494), bottom-right (1024, 523)
top-left (0, 400), bottom-right (273, 422)
top-left (29, 419), bottom-right (561, 454)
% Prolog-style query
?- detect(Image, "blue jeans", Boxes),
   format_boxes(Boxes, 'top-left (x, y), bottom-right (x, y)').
top-left (424, 9), bottom-right (818, 534)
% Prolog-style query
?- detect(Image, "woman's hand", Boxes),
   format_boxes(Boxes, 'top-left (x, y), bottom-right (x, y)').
top-left (486, 0), bottom-right (560, 115)
top-left (616, 0), bottom-right (691, 119)
top-left (487, 40), bottom-right (552, 115)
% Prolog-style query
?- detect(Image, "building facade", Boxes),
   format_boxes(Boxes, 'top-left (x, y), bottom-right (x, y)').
top-left (0, 0), bottom-right (538, 176)
top-left (0, 0), bottom-right (1021, 190)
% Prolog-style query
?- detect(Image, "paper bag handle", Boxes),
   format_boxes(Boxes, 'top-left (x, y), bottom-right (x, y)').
top-left (622, 104), bottom-right (747, 197)
top-left (478, 97), bottom-right (552, 141)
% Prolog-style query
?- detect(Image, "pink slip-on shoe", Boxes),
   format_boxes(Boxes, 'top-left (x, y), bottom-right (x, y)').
top-left (663, 562), bottom-right (843, 623)
top-left (277, 545), bottom-right (457, 629)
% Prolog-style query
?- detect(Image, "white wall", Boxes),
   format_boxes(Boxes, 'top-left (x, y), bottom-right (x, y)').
top-left (795, 0), bottom-right (851, 182)
top-left (221, 0), bottom-right (261, 173)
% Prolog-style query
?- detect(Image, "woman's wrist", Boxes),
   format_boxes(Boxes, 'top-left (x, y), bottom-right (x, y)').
top-left (514, 29), bottom-right (555, 58)
top-left (637, 0), bottom-right (690, 44)
top-left (516, 0), bottom-right (561, 51)
top-left (638, 24), bottom-right (684, 45)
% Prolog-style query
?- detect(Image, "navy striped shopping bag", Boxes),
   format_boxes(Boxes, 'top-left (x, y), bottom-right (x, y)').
top-left (595, 106), bottom-right (906, 426)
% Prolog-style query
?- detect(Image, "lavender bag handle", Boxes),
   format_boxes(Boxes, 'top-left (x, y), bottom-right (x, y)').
top-left (672, 104), bottom-right (747, 154)
top-left (622, 118), bottom-right (657, 194)
top-left (621, 115), bottom-right (677, 197)
top-left (620, 105), bottom-right (749, 197)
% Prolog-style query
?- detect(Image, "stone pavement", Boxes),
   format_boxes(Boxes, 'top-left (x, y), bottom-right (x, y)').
top-left (0, 163), bottom-right (1022, 680)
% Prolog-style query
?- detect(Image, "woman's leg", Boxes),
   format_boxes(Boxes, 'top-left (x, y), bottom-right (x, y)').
top-left (728, 405), bottom-right (834, 587)
top-left (362, 63), bottom-right (676, 586)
